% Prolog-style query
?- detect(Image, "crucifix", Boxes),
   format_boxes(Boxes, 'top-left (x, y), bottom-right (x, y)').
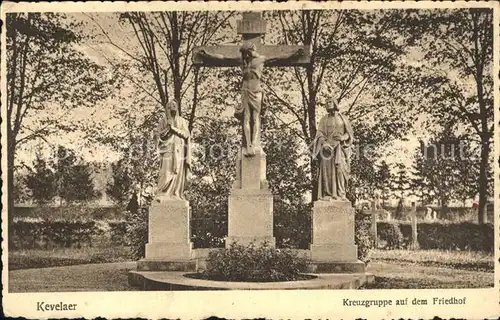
top-left (193, 11), bottom-right (311, 157)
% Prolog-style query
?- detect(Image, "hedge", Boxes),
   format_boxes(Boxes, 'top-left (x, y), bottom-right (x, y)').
top-left (13, 205), bottom-right (124, 222)
top-left (11, 219), bottom-right (131, 250)
top-left (377, 221), bottom-right (494, 253)
top-left (12, 220), bottom-right (97, 249)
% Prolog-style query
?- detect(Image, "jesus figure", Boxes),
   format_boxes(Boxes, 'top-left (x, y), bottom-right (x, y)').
top-left (196, 43), bottom-right (304, 156)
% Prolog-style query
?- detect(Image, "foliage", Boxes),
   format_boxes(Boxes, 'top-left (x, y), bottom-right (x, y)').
top-left (416, 222), bottom-right (494, 253)
top-left (124, 207), bottom-right (149, 259)
top-left (375, 161), bottom-right (392, 205)
top-left (25, 154), bottom-right (58, 204)
top-left (274, 202), bottom-right (312, 249)
top-left (106, 158), bottom-right (136, 207)
top-left (6, 12), bottom-right (115, 245)
top-left (186, 118), bottom-right (237, 248)
top-left (391, 162), bottom-right (411, 199)
top-left (377, 221), bottom-right (493, 253)
top-left (377, 222), bottom-right (406, 250)
top-left (204, 242), bottom-right (309, 282)
top-left (55, 146), bottom-right (99, 204)
top-left (88, 11), bottom-right (235, 129)
top-left (13, 205), bottom-right (123, 221)
top-left (354, 209), bottom-right (373, 263)
top-left (11, 220), bottom-right (97, 250)
top-left (411, 128), bottom-right (479, 211)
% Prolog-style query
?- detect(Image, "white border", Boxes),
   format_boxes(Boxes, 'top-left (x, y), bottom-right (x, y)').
top-left (1, 1), bottom-right (499, 318)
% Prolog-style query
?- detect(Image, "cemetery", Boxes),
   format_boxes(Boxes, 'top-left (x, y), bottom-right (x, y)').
top-left (6, 8), bottom-right (495, 292)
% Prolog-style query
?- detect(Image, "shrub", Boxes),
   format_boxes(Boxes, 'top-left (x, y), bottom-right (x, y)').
top-left (377, 222), bottom-right (406, 249)
top-left (204, 242), bottom-right (309, 282)
top-left (354, 209), bottom-right (373, 263)
top-left (376, 221), bottom-right (493, 253)
top-left (108, 221), bottom-right (128, 245)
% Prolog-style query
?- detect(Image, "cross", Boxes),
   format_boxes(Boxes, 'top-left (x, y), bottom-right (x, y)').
top-left (193, 11), bottom-right (311, 156)
top-left (366, 199), bottom-right (389, 249)
top-left (193, 12), bottom-right (310, 67)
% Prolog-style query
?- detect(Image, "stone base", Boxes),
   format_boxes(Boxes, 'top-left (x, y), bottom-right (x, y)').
top-left (145, 199), bottom-right (193, 260)
top-left (128, 270), bottom-right (375, 291)
top-left (227, 188), bottom-right (274, 248)
top-left (145, 242), bottom-right (193, 260)
top-left (225, 236), bottom-right (276, 247)
top-left (232, 147), bottom-right (267, 190)
top-left (137, 259), bottom-right (196, 272)
top-left (310, 200), bottom-right (357, 262)
top-left (308, 260), bottom-right (366, 273)
top-left (310, 244), bottom-right (358, 262)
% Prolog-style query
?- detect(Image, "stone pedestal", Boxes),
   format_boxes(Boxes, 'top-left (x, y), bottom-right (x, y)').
top-left (145, 199), bottom-right (193, 260)
top-left (310, 200), bottom-right (357, 262)
top-left (226, 148), bottom-right (275, 247)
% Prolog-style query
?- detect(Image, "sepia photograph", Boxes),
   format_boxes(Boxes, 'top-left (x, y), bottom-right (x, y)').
top-left (1, 1), bottom-right (498, 318)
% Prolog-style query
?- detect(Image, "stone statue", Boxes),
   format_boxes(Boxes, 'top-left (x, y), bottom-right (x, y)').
top-left (313, 98), bottom-right (354, 201)
top-left (155, 100), bottom-right (191, 201)
top-left (197, 43), bottom-right (304, 156)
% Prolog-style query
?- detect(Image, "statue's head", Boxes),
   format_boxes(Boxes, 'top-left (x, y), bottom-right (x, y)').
top-left (240, 43), bottom-right (257, 60)
top-left (325, 98), bottom-right (340, 114)
top-left (166, 99), bottom-right (179, 117)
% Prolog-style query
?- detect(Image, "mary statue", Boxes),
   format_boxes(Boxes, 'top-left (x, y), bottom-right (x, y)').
top-left (155, 99), bottom-right (191, 201)
top-left (313, 98), bottom-right (354, 201)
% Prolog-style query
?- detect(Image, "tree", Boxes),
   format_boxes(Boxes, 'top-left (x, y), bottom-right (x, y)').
top-left (25, 153), bottom-right (57, 205)
top-left (54, 146), bottom-right (98, 204)
top-left (6, 13), bottom-right (113, 244)
top-left (86, 11), bottom-right (234, 131)
top-left (410, 148), bottom-right (432, 206)
top-left (412, 129), bottom-right (479, 215)
top-left (408, 8), bottom-right (493, 223)
top-left (391, 163), bottom-right (410, 200)
top-left (106, 158), bottom-right (135, 207)
top-left (376, 161), bottom-right (392, 206)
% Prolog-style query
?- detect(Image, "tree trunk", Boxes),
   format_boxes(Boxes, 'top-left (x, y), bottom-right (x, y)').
top-left (7, 130), bottom-right (15, 249)
top-left (477, 136), bottom-right (490, 224)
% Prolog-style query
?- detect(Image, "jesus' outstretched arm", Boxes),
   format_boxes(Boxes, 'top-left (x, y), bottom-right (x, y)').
top-left (263, 48), bottom-right (305, 65)
top-left (196, 49), bottom-right (240, 64)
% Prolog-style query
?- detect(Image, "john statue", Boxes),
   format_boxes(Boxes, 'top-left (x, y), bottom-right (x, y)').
top-left (313, 98), bottom-right (354, 201)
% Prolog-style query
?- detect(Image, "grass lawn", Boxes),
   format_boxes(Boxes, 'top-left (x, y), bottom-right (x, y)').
top-left (9, 245), bottom-right (132, 270)
top-left (9, 262), bottom-right (136, 292)
top-left (8, 247), bottom-right (495, 291)
top-left (363, 249), bottom-right (494, 289)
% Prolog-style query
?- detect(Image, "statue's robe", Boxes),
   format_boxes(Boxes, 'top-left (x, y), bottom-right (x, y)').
top-left (156, 115), bottom-right (191, 200)
top-left (313, 112), bottom-right (354, 200)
